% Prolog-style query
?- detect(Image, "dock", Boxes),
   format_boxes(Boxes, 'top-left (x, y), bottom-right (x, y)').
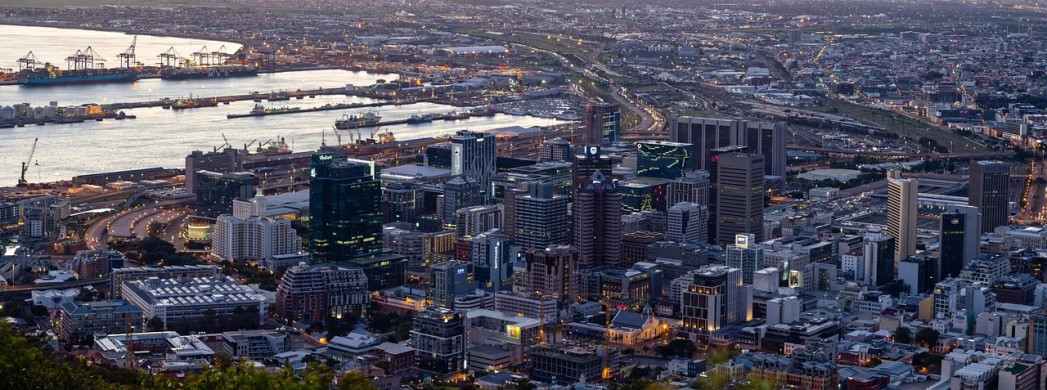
top-left (226, 99), bottom-right (427, 119)
top-left (100, 87), bottom-right (387, 111)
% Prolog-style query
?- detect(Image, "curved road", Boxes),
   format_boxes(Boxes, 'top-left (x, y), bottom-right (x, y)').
top-left (85, 199), bottom-right (194, 250)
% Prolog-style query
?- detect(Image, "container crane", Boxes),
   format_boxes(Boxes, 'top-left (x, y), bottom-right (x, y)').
top-left (157, 47), bottom-right (183, 68)
top-left (117, 36), bottom-right (137, 69)
top-left (192, 46), bottom-right (211, 66)
top-left (17, 51), bottom-right (40, 71)
top-left (17, 138), bottom-right (38, 187)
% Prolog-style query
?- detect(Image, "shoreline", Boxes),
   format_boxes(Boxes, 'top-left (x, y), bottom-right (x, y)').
top-left (0, 21), bottom-right (251, 51)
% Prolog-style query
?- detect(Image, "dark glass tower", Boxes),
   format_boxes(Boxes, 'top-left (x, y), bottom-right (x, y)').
top-left (969, 160), bottom-right (1010, 233)
top-left (636, 140), bottom-right (693, 179)
top-left (309, 154), bottom-right (383, 263)
top-left (194, 171), bottom-right (257, 218)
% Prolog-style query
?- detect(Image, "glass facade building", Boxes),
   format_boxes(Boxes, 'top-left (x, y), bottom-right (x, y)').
top-left (636, 141), bottom-right (693, 180)
top-left (194, 171), bottom-right (257, 218)
top-left (309, 154), bottom-right (383, 263)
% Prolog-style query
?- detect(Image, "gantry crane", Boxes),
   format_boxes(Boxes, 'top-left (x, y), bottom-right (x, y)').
top-left (17, 51), bottom-right (40, 71)
top-left (17, 138), bottom-right (38, 187)
top-left (117, 36), bottom-right (137, 68)
top-left (157, 47), bottom-right (183, 68)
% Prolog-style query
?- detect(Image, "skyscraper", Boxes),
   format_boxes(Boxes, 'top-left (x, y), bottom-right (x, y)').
top-left (442, 176), bottom-right (484, 221)
top-left (887, 170), bottom-right (918, 269)
top-left (582, 103), bottom-right (621, 145)
top-left (383, 181), bottom-right (422, 224)
top-left (428, 260), bottom-right (479, 309)
top-left (898, 256), bottom-right (936, 296)
top-left (411, 307), bottom-right (466, 373)
top-left (726, 234), bottom-right (763, 285)
top-left (275, 263), bottom-right (369, 323)
top-left (573, 171), bottom-right (622, 268)
top-left (864, 233), bottom-right (896, 286)
top-left (636, 141), bottom-right (693, 179)
top-left (309, 154), bottom-right (382, 263)
top-left (940, 206), bottom-right (981, 280)
top-left (969, 160), bottom-right (1010, 233)
top-left (572, 146), bottom-right (612, 197)
top-left (666, 202), bottom-right (708, 244)
top-left (524, 245), bottom-right (576, 300)
top-left (671, 116), bottom-right (787, 177)
top-left (194, 171), bottom-right (257, 218)
top-left (715, 153), bottom-right (764, 245)
top-left (451, 130), bottom-right (497, 199)
top-left (514, 183), bottom-right (569, 249)
top-left (454, 204), bottom-right (502, 238)
top-left (539, 138), bottom-right (572, 162)
top-left (667, 170), bottom-right (710, 207)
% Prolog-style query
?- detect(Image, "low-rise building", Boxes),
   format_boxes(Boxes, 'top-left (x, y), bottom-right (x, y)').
top-left (59, 299), bottom-right (144, 344)
top-left (120, 275), bottom-right (267, 334)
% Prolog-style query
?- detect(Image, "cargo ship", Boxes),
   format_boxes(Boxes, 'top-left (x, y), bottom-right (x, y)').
top-left (161, 65), bottom-right (258, 80)
top-left (17, 64), bottom-right (138, 86)
top-left (335, 111), bottom-right (381, 129)
top-left (406, 113), bottom-right (435, 125)
top-left (170, 96), bottom-right (219, 110)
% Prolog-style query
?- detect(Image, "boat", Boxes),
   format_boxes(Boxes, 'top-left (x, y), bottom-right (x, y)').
top-left (469, 107), bottom-right (496, 117)
top-left (406, 114), bottom-right (433, 125)
top-left (160, 65), bottom-right (258, 80)
top-left (444, 111), bottom-right (471, 121)
top-left (335, 111), bottom-right (382, 129)
top-left (504, 108), bottom-right (527, 116)
top-left (227, 104), bottom-right (302, 118)
top-left (529, 110), bottom-right (555, 118)
top-left (17, 63), bottom-right (138, 86)
top-left (171, 96), bottom-right (219, 110)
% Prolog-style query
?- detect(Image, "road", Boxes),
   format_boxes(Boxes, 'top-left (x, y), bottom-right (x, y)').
top-left (85, 199), bottom-right (194, 250)
top-left (1021, 159), bottom-right (1046, 223)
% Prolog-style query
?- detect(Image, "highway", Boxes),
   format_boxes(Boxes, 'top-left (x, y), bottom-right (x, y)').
top-left (85, 198), bottom-right (194, 250)
top-left (1021, 159), bottom-right (1046, 223)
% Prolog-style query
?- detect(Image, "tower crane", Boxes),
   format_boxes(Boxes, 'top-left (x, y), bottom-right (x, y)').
top-left (17, 138), bottom-right (38, 187)
top-left (117, 36), bottom-right (137, 68)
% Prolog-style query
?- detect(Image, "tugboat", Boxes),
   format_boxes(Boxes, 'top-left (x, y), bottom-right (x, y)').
top-left (335, 111), bottom-right (382, 129)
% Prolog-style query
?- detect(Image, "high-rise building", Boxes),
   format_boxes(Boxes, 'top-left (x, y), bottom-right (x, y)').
top-left (969, 160), bottom-right (1010, 233)
top-left (573, 171), bottom-right (622, 268)
top-left (539, 138), bottom-right (572, 162)
top-left (636, 141), bottom-right (693, 179)
top-left (514, 183), bottom-right (569, 249)
top-left (524, 245), bottom-right (576, 300)
top-left (940, 206), bottom-right (981, 280)
top-left (442, 176), bottom-right (484, 221)
top-left (582, 103), bottom-right (621, 145)
top-left (667, 170), bottom-right (710, 207)
top-left (428, 260), bottom-right (479, 309)
top-left (194, 171), bottom-right (257, 218)
top-left (681, 265), bottom-right (752, 336)
top-left (451, 130), bottom-right (497, 200)
top-left (666, 202), bottom-right (708, 244)
top-left (185, 148), bottom-right (243, 193)
top-left (716, 153), bottom-right (764, 245)
top-left (411, 307), bottom-right (466, 374)
top-left (454, 204), bottom-right (502, 238)
top-left (898, 256), bottom-right (936, 296)
top-left (887, 170), bottom-right (918, 269)
top-left (866, 233), bottom-right (896, 286)
top-left (670, 116), bottom-right (787, 177)
top-left (726, 234), bottom-right (763, 285)
top-left (502, 183), bottom-right (530, 241)
top-left (1028, 316), bottom-right (1047, 356)
top-left (383, 181), bottom-right (423, 224)
top-left (572, 146), bottom-right (612, 197)
top-left (275, 263), bottom-right (370, 323)
top-left (212, 214), bottom-right (302, 262)
top-left (309, 154), bottom-right (383, 263)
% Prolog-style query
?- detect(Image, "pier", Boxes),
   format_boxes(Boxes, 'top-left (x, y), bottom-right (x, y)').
top-left (225, 99), bottom-right (420, 119)
top-left (100, 87), bottom-right (380, 111)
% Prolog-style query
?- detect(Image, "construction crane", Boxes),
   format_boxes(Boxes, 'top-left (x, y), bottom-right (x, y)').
top-left (17, 138), bottom-right (38, 187)
top-left (157, 47), bottom-right (183, 68)
top-left (16, 51), bottom-right (40, 71)
top-left (331, 126), bottom-right (342, 145)
top-left (214, 133), bottom-right (231, 152)
top-left (117, 36), bottom-right (137, 68)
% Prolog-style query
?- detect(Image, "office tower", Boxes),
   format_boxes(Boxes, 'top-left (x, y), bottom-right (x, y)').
top-left (887, 170), bottom-right (918, 268)
top-left (539, 138), bottom-right (572, 162)
top-left (898, 256), bottom-right (936, 296)
top-left (766, 296), bottom-right (801, 326)
top-left (524, 245), bottom-right (575, 300)
top-left (668, 170), bottom-right (710, 207)
top-left (969, 160), bottom-right (1010, 233)
top-left (865, 233), bottom-right (896, 286)
top-left (309, 154), bottom-right (382, 263)
top-left (275, 263), bottom-right (369, 323)
top-left (514, 183), bottom-right (569, 249)
top-left (940, 206), bottom-right (981, 280)
top-left (716, 153), bottom-right (764, 245)
top-left (411, 307), bottom-right (466, 374)
top-left (619, 178), bottom-right (671, 213)
top-left (502, 184), bottom-right (530, 241)
top-left (185, 148), bottom-right (242, 193)
top-left (636, 141), bottom-right (693, 179)
top-left (576, 266), bottom-right (660, 309)
top-left (442, 176), bottom-right (484, 221)
top-left (582, 103), bottom-right (621, 145)
top-left (232, 195), bottom-right (267, 219)
top-left (1028, 316), bottom-right (1047, 356)
top-left (194, 171), bottom-right (257, 218)
top-left (425, 144), bottom-right (453, 169)
top-left (670, 116), bottom-right (787, 177)
top-left (451, 130), bottom-right (497, 200)
top-left (621, 231), bottom-right (663, 268)
top-left (788, 30), bottom-right (803, 44)
top-left (573, 171), bottom-right (623, 268)
top-left (428, 260), bottom-right (479, 309)
top-left (681, 265), bottom-right (752, 335)
top-left (572, 146), bottom-right (612, 197)
top-left (212, 215), bottom-right (302, 262)
top-left (455, 204), bottom-right (502, 238)
top-left (726, 234), bottom-right (763, 285)
top-left (667, 202), bottom-right (708, 244)
top-left (383, 181), bottom-right (423, 224)
top-left (470, 231), bottom-right (513, 292)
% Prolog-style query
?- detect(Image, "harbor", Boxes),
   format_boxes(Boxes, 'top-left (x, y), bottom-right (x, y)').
top-left (225, 99), bottom-right (413, 119)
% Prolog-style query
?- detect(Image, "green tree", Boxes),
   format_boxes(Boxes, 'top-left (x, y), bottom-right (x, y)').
top-left (147, 316), bottom-right (165, 332)
top-left (893, 327), bottom-right (912, 344)
top-left (395, 321), bottom-right (413, 341)
top-left (373, 360), bottom-right (392, 375)
top-left (339, 371), bottom-right (378, 390)
top-left (915, 328), bottom-right (940, 349)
